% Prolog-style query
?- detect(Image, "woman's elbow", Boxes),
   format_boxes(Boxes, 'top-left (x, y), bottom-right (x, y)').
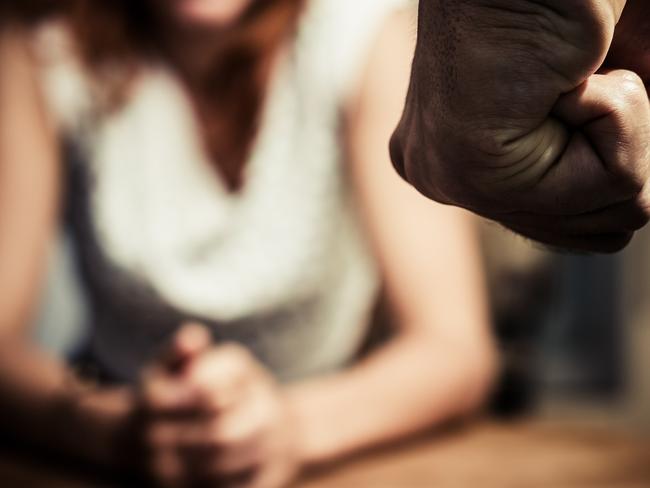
top-left (458, 338), bottom-right (500, 415)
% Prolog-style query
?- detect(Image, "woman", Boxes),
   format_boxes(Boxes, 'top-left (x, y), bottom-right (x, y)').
top-left (0, 0), bottom-right (496, 486)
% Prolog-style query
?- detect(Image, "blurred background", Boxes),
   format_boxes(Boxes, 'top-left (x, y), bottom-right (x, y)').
top-left (481, 220), bottom-right (650, 435)
top-left (34, 218), bottom-right (650, 435)
top-left (1, 4), bottom-right (648, 488)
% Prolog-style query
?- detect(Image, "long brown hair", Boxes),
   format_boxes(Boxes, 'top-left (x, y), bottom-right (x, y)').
top-left (2, 0), bottom-right (305, 190)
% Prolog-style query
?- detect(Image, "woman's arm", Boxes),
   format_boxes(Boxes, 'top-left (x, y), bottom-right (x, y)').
top-left (0, 28), bottom-right (59, 338)
top-left (129, 12), bottom-right (496, 484)
top-left (285, 9), bottom-right (498, 464)
top-left (0, 28), bottom-right (134, 467)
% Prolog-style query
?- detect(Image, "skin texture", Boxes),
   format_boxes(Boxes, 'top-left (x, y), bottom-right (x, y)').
top-left (0, 8), bottom-right (495, 488)
top-left (391, 0), bottom-right (650, 253)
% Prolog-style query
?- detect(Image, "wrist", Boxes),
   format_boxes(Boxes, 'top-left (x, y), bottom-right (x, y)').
top-left (64, 385), bottom-right (139, 468)
top-left (284, 380), bottom-right (347, 467)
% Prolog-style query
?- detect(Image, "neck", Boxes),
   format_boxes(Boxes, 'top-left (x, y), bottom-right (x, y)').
top-left (170, 33), bottom-right (223, 83)
top-left (158, 21), bottom-right (227, 83)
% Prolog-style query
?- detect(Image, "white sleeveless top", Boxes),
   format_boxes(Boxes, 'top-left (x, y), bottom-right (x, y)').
top-left (33, 0), bottom-right (410, 382)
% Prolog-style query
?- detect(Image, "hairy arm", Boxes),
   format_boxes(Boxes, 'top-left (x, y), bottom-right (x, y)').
top-left (285, 11), bottom-right (497, 464)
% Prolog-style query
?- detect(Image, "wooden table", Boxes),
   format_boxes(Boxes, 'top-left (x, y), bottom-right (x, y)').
top-left (1, 419), bottom-right (649, 487)
top-left (301, 420), bottom-right (650, 488)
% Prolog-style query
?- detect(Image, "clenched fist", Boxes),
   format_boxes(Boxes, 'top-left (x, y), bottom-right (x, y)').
top-left (391, 0), bottom-right (650, 252)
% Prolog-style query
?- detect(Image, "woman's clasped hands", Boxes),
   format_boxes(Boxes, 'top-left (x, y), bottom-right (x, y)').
top-left (138, 324), bottom-right (300, 488)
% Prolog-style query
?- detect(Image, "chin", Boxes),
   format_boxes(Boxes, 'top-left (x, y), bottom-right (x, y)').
top-left (172, 0), bottom-right (252, 27)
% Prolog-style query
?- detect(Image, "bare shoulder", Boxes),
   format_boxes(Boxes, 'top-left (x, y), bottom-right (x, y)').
top-left (26, 19), bottom-right (80, 70)
top-left (0, 26), bottom-right (41, 97)
top-left (0, 25), bottom-right (32, 62)
top-left (0, 23), bottom-right (60, 154)
top-left (2, 18), bottom-right (95, 137)
top-left (0, 20), bottom-right (75, 83)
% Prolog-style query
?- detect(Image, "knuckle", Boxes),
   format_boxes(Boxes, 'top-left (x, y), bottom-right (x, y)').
top-left (149, 456), bottom-right (182, 487)
top-left (610, 70), bottom-right (648, 109)
top-left (209, 420), bottom-right (241, 446)
top-left (619, 70), bottom-right (646, 95)
top-left (630, 191), bottom-right (650, 230)
top-left (212, 417), bottom-right (258, 447)
top-left (146, 424), bottom-right (172, 450)
top-left (639, 187), bottom-right (650, 211)
top-left (220, 427), bottom-right (248, 446)
top-left (208, 420), bottom-right (227, 444)
top-left (219, 342), bottom-right (253, 365)
top-left (611, 160), bottom-right (648, 198)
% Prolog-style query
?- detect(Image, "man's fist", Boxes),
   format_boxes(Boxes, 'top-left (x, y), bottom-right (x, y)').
top-left (391, 0), bottom-right (650, 252)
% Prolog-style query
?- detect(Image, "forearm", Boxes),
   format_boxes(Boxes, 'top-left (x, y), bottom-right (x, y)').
top-left (0, 30), bottom-right (131, 467)
top-left (0, 339), bottom-right (135, 467)
top-left (0, 28), bottom-right (61, 335)
top-left (286, 331), bottom-right (497, 465)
